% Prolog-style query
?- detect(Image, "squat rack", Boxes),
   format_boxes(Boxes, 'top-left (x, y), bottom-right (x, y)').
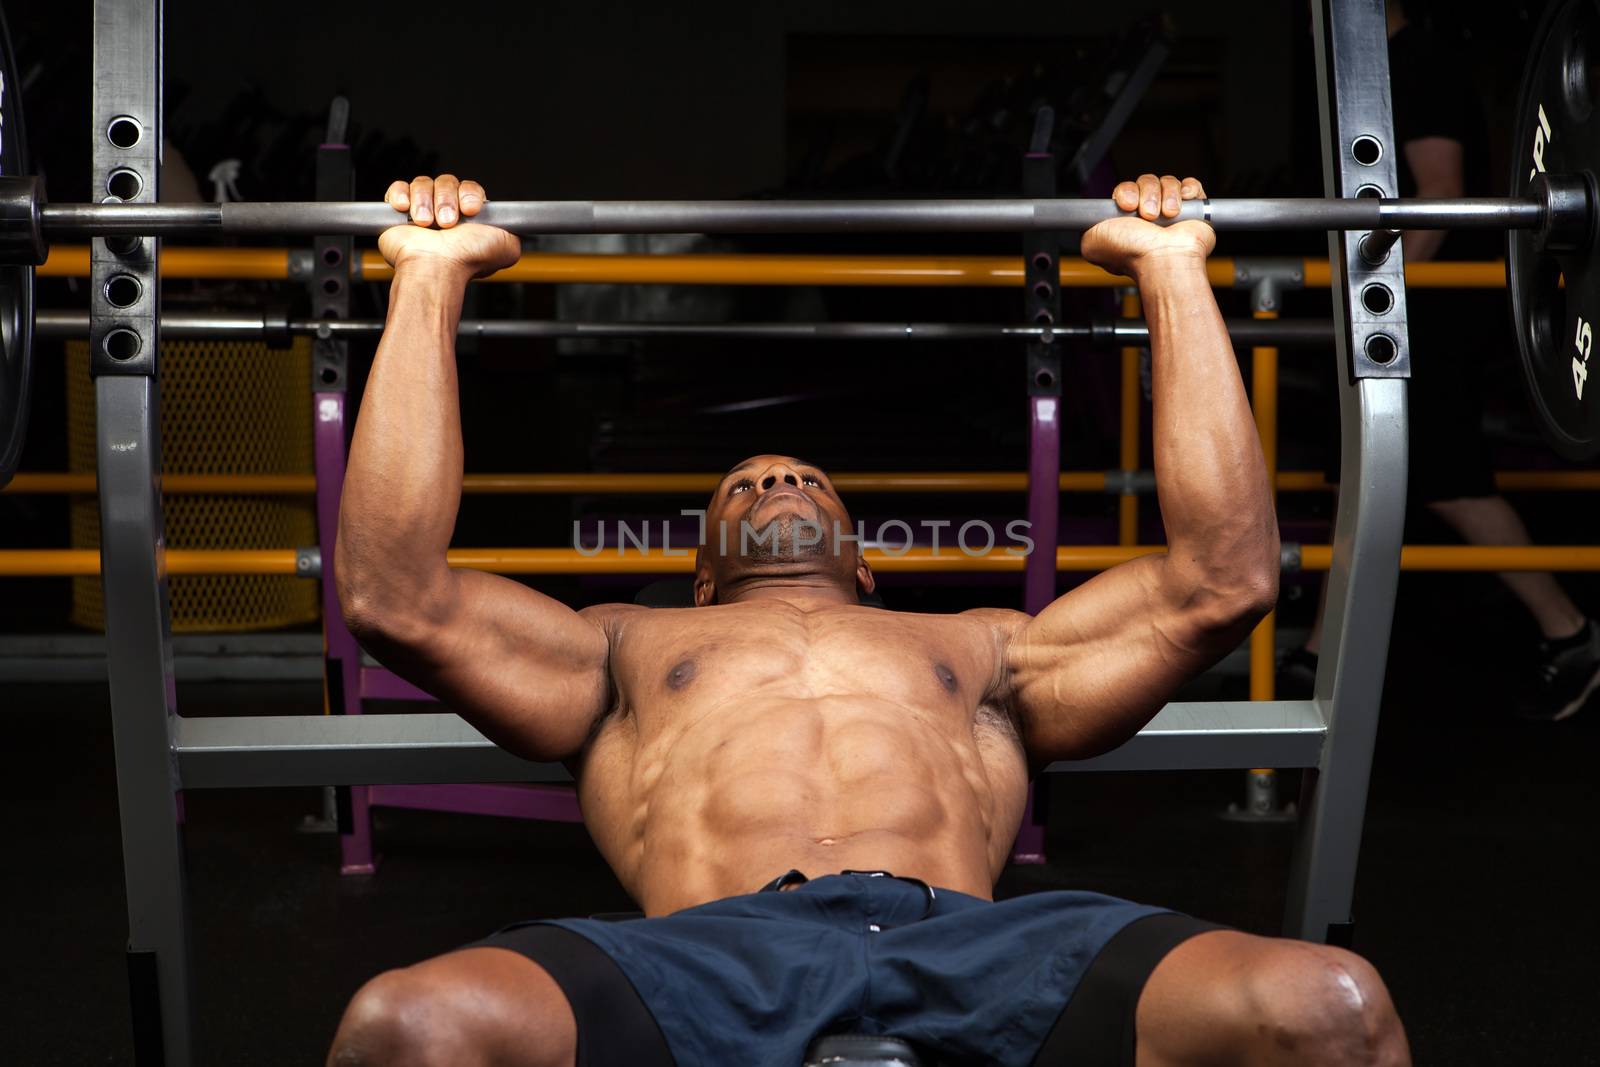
top-left (83, 1), bottom-right (1402, 1062)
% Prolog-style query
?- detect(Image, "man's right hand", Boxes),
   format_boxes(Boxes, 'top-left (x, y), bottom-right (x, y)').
top-left (378, 174), bottom-right (523, 278)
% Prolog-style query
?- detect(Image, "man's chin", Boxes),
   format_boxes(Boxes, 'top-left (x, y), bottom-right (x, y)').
top-left (742, 514), bottom-right (832, 563)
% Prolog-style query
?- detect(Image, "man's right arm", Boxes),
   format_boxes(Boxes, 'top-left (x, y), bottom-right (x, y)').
top-left (337, 176), bottom-right (611, 763)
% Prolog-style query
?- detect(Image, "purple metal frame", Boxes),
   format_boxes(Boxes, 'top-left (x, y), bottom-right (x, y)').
top-left (1011, 393), bottom-right (1061, 864)
top-left (313, 390), bottom-right (585, 879)
top-left (313, 392), bottom-right (376, 874)
top-left (1023, 396), bottom-right (1062, 616)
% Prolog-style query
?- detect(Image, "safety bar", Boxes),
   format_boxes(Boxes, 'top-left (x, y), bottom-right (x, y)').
top-left (35, 247), bottom-right (1514, 288)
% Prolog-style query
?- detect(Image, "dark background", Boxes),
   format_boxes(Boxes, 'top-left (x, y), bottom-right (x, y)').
top-left (5, 1), bottom-right (1599, 1064)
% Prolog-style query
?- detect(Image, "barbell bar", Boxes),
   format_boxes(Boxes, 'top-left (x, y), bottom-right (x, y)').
top-left (31, 309), bottom-right (1336, 347)
top-left (0, 176), bottom-right (1573, 262)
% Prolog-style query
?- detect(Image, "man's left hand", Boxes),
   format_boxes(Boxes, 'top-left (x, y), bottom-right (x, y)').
top-left (1082, 174), bottom-right (1215, 279)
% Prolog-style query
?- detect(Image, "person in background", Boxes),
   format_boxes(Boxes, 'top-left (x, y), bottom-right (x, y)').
top-left (1281, 0), bottom-right (1600, 721)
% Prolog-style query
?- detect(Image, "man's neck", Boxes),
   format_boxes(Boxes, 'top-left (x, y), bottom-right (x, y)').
top-left (719, 574), bottom-right (858, 607)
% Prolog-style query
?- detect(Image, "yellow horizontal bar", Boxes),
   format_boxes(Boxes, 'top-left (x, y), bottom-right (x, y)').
top-left (1492, 470), bottom-right (1600, 491)
top-left (1298, 545), bottom-right (1600, 572)
top-left (8, 544), bottom-right (1600, 578)
top-left (0, 549), bottom-right (303, 576)
top-left (9, 469), bottom-right (1598, 496)
top-left (3, 473), bottom-right (321, 494)
top-left (1299, 259), bottom-right (1508, 289)
top-left (39, 247), bottom-right (1509, 289)
top-left (38, 246), bottom-right (292, 280)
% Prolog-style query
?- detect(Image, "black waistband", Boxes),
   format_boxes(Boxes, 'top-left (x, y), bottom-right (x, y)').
top-left (759, 869), bottom-right (938, 923)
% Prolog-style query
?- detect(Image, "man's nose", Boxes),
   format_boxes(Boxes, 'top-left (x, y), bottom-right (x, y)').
top-left (758, 466), bottom-right (801, 492)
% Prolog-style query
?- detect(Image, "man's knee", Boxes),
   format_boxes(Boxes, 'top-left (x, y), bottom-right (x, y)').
top-left (326, 951), bottom-right (575, 1067)
top-left (1239, 942), bottom-right (1409, 1066)
top-left (328, 967), bottom-right (446, 1067)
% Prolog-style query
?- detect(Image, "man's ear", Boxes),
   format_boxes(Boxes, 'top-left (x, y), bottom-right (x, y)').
top-left (855, 553), bottom-right (876, 598)
top-left (693, 565), bottom-right (717, 607)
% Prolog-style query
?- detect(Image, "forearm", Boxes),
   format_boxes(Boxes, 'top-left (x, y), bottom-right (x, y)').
top-left (1140, 258), bottom-right (1278, 600)
top-left (337, 261), bottom-right (471, 618)
top-left (1402, 229), bottom-right (1444, 262)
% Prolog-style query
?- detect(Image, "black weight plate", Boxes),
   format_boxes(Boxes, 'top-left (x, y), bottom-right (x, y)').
top-left (0, 1), bottom-right (32, 488)
top-left (1509, 0), bottom-right (1600, 460)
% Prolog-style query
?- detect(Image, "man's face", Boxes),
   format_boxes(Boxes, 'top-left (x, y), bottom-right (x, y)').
top-left (694, 455), bottom-right (872, 604)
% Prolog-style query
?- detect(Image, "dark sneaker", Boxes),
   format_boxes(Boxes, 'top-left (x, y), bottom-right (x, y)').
top-left (1275, 646), bottom-right (1319, 700)
top-left (1517, 619), bottom-right (1600, 721)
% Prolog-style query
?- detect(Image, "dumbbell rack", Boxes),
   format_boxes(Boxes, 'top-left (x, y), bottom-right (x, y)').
top-left (83, 1), bottom-right (1405, 1064)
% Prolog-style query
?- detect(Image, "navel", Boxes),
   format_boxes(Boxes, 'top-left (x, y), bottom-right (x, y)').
top-left (665, 658), bottom-right (698, 691)
top-left (933, 662), bottom-right (958, 694)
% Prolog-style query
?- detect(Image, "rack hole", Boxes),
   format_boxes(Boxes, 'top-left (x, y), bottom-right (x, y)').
top-left (105, 235), bottom-right (141, 257)
top-left (107, 116), bottom-right (143, 149)
top-left (322, 277), bottom-right (343, 295)
top-left (1033, 281), bottom-right (1054, 302)
top-left (1034, 310), bottom-right (1054, 326)
top-left (1351, 136), bottom-right (1383, 166)
top-left (104, 274), bottom-right (143, 309)
top-left (321, 308), bottom-right (341, 320)
top-left (1035, 369), bottom-right (1056, 388)
top-left (1360, 283), bottom-right (1394, 315)
top-left (1365, 333), bottom-right (1398, 365)
top-left (104, 328), bottom-right (142, 362)
top-left (322, 246), bottom-right (344, 267)
top-left (1355, 184), bottom-right (1385, 199)
top-left (319, 367), bottom-right (340, 385)
top-left (107, 168), bottom-right (143, 201)
top-left (1032, 252), bottom-right (1053, 273)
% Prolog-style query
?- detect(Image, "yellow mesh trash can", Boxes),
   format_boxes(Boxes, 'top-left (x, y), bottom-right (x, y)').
top-left (66, 337), bottom-right (321, 632)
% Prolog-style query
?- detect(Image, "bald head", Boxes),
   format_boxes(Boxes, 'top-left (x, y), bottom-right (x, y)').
top-left (692, 455), bottom-right (874, 606)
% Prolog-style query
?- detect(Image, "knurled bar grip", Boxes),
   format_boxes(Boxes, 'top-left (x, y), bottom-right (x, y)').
top-left (37, 197), bottom-right (1547, 236)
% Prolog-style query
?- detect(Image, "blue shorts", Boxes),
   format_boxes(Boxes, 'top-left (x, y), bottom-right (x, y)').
top-left (471, 870), bottom-right (1218, 1066)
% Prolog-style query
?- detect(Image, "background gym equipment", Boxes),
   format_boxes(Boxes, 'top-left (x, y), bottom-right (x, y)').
top-left (10, 0), bottom-right (1595, 1062)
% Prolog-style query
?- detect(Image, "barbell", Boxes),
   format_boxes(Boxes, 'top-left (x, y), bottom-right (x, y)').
top-left (0, 0), bottom-right (1597, 491)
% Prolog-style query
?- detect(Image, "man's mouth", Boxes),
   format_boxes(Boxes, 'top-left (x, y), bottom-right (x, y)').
top-left (753, 485), bottom-right (811, 511)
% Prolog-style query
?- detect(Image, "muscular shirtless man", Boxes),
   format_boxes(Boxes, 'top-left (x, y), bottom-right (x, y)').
top-left (326, 173), bottom-right (1409, 1067)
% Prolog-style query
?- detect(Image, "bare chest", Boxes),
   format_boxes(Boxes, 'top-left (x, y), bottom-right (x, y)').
top-left (608, 604), bottom-right (1000, 725)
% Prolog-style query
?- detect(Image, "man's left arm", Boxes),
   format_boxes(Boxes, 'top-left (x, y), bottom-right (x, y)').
top-left (1000, 174), bottom-right (1280, 764)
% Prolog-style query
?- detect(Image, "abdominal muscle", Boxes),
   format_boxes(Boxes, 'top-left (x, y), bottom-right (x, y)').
top-left (581, 694), bottom-right (1025, 915)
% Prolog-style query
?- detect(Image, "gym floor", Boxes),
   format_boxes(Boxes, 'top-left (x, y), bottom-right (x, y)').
top-left (7, 569), bottom-right (1597, 1065)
